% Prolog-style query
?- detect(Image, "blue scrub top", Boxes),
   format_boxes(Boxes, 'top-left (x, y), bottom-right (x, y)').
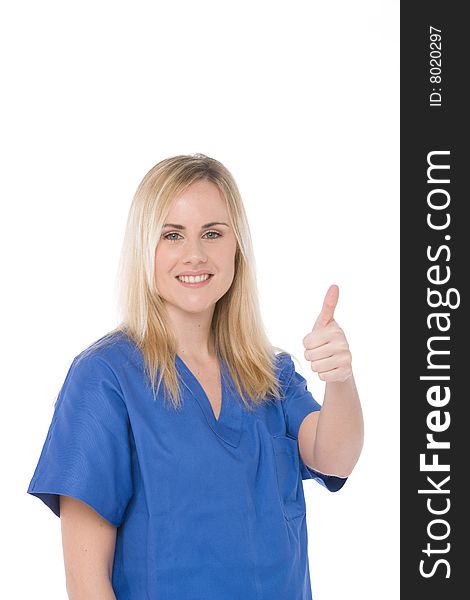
top-left (27, 332), bottom-right (347, 599)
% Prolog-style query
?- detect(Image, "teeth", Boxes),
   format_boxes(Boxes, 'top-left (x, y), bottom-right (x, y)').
top-left (178, 274), bottom-right (211, 283)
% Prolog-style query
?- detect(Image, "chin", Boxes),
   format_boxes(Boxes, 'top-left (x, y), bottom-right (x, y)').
top-left (172, 299), bottom-right (217, 314)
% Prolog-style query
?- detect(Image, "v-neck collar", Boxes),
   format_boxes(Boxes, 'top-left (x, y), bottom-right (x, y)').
top-left (175, 354), bottom-right (244, 447)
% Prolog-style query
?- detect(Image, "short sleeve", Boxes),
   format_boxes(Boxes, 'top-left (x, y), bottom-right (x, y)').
top-left (277, 352), bottom-right (348, 491)
top-left (27, 353), bottom-right (134, 527)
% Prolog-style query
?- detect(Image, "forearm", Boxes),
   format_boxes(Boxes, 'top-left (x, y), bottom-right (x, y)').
top-left (312, 373), bottom-right (364, 477)
top-left (67, 579), bottom-right (116, 600)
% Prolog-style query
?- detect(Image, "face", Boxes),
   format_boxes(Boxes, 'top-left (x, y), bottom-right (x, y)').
top-left (154, 180), bottom-right (238, 317)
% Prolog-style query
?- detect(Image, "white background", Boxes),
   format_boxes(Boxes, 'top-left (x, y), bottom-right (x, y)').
top-left (1, 1), bottom-right (399, 598)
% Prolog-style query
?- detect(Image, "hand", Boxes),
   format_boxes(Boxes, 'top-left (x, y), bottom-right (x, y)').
top-left (302, 284), bottom-right (353, 383)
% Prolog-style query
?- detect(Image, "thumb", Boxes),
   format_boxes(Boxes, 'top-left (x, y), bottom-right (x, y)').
top-left (313, 284), bottom-right (339, 330)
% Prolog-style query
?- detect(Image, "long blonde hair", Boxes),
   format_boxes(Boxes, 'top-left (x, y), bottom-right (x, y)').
top-left (80, 154), bottom-right (290, 411)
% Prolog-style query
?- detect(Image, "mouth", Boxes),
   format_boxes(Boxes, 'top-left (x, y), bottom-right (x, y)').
top-left (175, 273), bottom-right (214, 287)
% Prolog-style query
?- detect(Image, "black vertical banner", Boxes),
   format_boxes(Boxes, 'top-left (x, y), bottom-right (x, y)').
top-left (401, 2), bottom-right (467, 597)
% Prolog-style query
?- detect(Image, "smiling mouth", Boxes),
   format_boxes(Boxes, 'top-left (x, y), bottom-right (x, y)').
top-left (176, 273), bottom-right (212, 283)
top-left (176, 274), bottom-right (214, 285)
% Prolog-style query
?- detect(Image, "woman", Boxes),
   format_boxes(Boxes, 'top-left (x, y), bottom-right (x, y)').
top-left (27, 153), bottom-right (364, 599)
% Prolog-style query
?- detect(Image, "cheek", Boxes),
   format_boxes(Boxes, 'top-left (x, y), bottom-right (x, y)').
top-left (155, 244), bottom-right (175, 271)
top-left (154, 249), bottom-right (171, 290)
top-left (219, 238), bottom-right (237, 261)
top-left (218, 245), bottom-right (237, 279)
top-left (155, 241), bottom-right (166, 260)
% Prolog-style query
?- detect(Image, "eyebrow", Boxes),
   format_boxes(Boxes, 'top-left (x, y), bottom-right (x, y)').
top-left (162, 222), bottom-right (230, 230)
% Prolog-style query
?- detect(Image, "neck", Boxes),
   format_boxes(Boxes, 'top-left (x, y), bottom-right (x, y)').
top-left (166, 303), bottom-right (217, 361)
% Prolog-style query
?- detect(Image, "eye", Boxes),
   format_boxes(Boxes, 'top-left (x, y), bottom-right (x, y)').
top-left (203, 230), bottom-right (222, 240)
top-left (163, 232), bottom-right (182, 242)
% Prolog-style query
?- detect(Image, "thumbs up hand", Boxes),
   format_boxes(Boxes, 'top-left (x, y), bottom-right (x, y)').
top-left (302, 284), bottom-right (353, 383)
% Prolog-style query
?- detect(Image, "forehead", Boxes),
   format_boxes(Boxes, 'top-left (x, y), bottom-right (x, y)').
top-left (165, 180), bottom-right (229, 222)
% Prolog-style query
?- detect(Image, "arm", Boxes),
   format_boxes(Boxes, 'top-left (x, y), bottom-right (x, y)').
top-left (59, 495), bottom-right (117, 600)
top-left (298, 284), bottom-right (364, 478)
top-left (298, 374), bottom-right (364, 477)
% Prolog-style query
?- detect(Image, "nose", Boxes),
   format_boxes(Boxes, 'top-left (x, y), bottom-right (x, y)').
top-left (182, 236), bottom-right (208, 265)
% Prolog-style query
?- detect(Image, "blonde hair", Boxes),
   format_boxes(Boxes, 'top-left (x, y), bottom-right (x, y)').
top-left (80, 154), bottom-right (291, 411)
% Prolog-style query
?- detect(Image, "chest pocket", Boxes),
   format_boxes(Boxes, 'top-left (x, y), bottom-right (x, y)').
top-left (271, 434), bottom-right (306, 520)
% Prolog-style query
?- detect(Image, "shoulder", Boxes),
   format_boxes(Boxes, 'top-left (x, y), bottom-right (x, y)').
top-left (56, 331), bottom-right (139, 405)
top-left (55, 332), bottom-right (136, 415)
top-left (273, 351), bottom-right (297, 386)
top-left (72, 330), bottom-right (140, 377)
